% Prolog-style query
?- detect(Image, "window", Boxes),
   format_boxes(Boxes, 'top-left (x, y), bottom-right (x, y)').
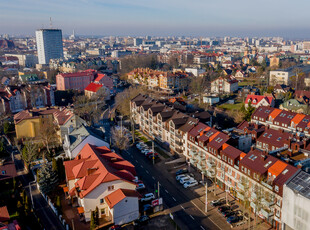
top-left (100, 198), bottom-right (104, 204)
top-left (275, 185), bottom-right (279, 192)
top-left (101, 208), bottom-right (105, 215)
top-left (1, 170), bottom-right (6, 175)
top-left (108, 186), bottom-right (114, 191)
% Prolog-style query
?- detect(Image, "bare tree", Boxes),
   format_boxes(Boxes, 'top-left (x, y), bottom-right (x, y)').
top-left (38, 121), bottom-right (60, 157)
top-left (111, 127), bottom-right (130, 153)
top-left (22, 139), bottom-right (38, 170)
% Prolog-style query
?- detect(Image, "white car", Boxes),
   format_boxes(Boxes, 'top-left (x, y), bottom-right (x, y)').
top-left (141, 149), bottom-right (151, 154)
top-left (176, 174), bottom-right (189, 181)
top-left (140, 193), bottom-right (155, 202)
top-left (180, 177), bottom-right (195, 184)
top-left (183, 180), bottom-right (198, 188)
top-left (136, 183), bottom-right (146, 190)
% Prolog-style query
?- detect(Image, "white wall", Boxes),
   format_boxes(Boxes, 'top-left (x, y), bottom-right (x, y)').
top-left (282, 184), bottom-right (310, 230)
top-left (83, 180), bottom-right (136, 222)
top-left (112, 196), bottom-right (139, 225)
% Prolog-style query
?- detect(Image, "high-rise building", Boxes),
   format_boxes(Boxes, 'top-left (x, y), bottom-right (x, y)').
top-left (35, 29), bottom-right (63, 65)
top-left (133, 38), bottom-right (143, 46)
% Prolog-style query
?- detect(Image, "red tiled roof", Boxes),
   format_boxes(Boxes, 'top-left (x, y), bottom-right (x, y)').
top-left (105, 189), bottom-right (139, 208)
top-left (245, 95), bottom-right (274, 105)
top-left (0, 206), bottom-right (9, 222)
top-left (84, 83), bottom-right (103, 93)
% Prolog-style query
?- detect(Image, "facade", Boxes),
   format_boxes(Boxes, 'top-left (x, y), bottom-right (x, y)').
top-left (14, 107), bottom-right (80, 143)
top-left (269, 65), bottom-right (310, 86)
top-left (4, 54), bottom-right (38, 67)
top-left (36, 29), bottom-right (64, 65)
top-left (64, 144), bottom-right (139, 223)
top-left (251, 106), bottom-right (310, 137)
top-left (56, 70), bottom-right (96, 91)
top-left (203, 96), bottom-right (220, 105)
top-left (282, 170), bottom-right (309, 230)
top-left (0, 84), bottom-right (55, 114)
top-left (245, 95), bottom-right (275, 108)
top-left (211, 76), bottom-right (238, 94)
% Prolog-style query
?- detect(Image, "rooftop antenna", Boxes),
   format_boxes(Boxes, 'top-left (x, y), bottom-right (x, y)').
top-left (50, 17), bottom-right (53, 29)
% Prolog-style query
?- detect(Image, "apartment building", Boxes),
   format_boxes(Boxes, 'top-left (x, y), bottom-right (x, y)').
top-left (56, 69), bottom-right (97, 91)
top-left (187, 121), bottom-right (298, 229)
top-left (127, 68), bottom-right (190, 91)
top-left (131, 94), bottom-right (199, 155)
top-left (211, 75), bottom-right (238, 94)
top-left (251, 106), bottom-right (310, 136)
top-left (64, 144), bottom-right (139, 224)
top-left (269, 65), bottom-right (310, 86)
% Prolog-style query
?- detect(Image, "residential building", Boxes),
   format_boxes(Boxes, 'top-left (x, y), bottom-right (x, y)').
top-left (84, 83), bottom-right (110, 100)
top-left (280, 99), bottom-right (307, 113)
top-left (269, 65), bottom-right (310, 86)
top-left (63, 124), bottom-right (110, 159)
top-left (185, 67), bottom-right (205, 77)
top-left (282, 170), bottom-right (309, 230)
top-left (203, 95), bottom-right (220, 105)
top-left (0, 158), bottom-right (17, 181)
top-left (36, 29), bottom-right (64, 65)
top-left (245, 94), bottom-right (275, 108)
top-left (64, 144), bottom-right (139, 224)
top-left (251, 106), bottom-right (310, 136)
top-left (211, 76), bottom-right (238, 94)
top-left (56, 69), bottom-right (96, 91)
top-left (14, 107), bottom-right (82, 143)
top-left (4, 54), bottom-right (38, 67)
top-left (0, 83), bottom-right (55, 114)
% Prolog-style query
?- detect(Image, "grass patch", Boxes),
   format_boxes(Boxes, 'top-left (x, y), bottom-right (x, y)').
top-left (218, 102), bottom-right (243, 111)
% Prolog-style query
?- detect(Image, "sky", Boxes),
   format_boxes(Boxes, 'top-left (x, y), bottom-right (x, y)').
top-left (1, 0), bottom-right (310, 38)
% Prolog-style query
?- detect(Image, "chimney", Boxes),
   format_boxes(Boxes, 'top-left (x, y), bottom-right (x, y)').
top-left (251, 145), bottom-right (255, 151)
top-left (265, 125), bottom-right (269, 131)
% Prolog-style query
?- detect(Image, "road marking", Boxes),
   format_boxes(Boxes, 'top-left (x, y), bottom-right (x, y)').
top-left (135, 160), bottom-right (138, 163)
top-left (141, 165), bottom-right (144, 168)
top-left (165, 189), bottom-right (169, 193)
top-left (152, 176), bottom-right (155, 180)
top-left (146, 170), bottom-right (149, 174)
top-left (200, 226), bottom-right (205, 230)
top-left (189, 215), bottom-right (195, 220)
top-left (172, 197), bottom-right (176, 201)
top-left (181, 205), bottom-right (185, 210)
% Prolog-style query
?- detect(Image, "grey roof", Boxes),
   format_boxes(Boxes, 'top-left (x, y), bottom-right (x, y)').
top-left (286, 170), bottom-right (310, 199)
top-left (69, 125), bottom-right (104, 151)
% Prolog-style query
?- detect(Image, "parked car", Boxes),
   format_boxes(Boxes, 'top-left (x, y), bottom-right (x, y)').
top-left (176, 174), bottom-right (189, 181)
top-left (141, 149), bottom-right (151, 154)
top-left (223, 211), bottom-right (237, 218)
top-left (140, 193), bottom-right (155, 202)
top-left (143, 204), bottom-right (153, 213)
top-left (108, 225), bottom-right (122, 230)
top-left (146, 152), bottom-right (158, 158)
top-left (179, 177), bottom-right (195, 184)
top-left (218, 205), bottom-right (230, 212)
top-left (133, 178), bottom-right (143, 184)
top-left (134, 215), bottom-right (150, 226)
top-left (211, 198), bottom-right (225, 207)
top-left (227, 215), bottom-right (243, 224)
top-left (136, 183), bottom-right (145, 190)
top-left (176, 168), bottom-right (188, 176)
top-left (183, 180), bottom-right (198, 188)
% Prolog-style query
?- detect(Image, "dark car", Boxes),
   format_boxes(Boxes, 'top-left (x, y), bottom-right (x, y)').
top-left (218, 205), bottom-right (230, 212)
top-left (227, 215), bottom-right (243, 224)
top-left (143, 204), bottom-right (152, 213)
top-left (176, 168), bottom-right (188, 176)
top-left (223, 211), bottom-right (237, 218)
top-left (134, 215), bottom-right (150, 226)
top-left (211, 199), bottom-right (225, 207)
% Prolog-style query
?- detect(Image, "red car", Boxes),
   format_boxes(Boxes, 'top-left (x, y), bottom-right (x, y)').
top-left (109, 225), bottom-right (122, 230)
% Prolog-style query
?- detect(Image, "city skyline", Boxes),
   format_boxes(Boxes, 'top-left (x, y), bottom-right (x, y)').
top-left (1, 0), bottom-right (310, 38)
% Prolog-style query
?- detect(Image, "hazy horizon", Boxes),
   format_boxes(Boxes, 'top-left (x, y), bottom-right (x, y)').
top-left (1, 0), bottom-right (310, 39)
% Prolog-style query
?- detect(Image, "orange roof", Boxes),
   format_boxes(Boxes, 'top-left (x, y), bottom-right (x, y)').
top-left (240, 152), bottom-right (246, 160)
top-left (291, 114), bottom-right (305, 127)
top-left (0, 206), bottom-right (10, 222)
top-left (222, 143), bottom-right (229, 150)
top-left (209, 132), bottom-right (219, 142)
top-left (269, 108), bottom-right (282, 119)
top-left (105, 189), bottom-right (139, 208)
top-left (77, 207), bottom-right (84, 214)
top-left (268, 160), bottom-right (288, 177)
top-left (63, 187), bottom-right (69, 193)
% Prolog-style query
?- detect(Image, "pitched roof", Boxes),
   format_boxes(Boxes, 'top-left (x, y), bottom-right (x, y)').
top-left (0, 206), bottom-right (9, 222)
top-left (245, 95), bottom-right (274, 106)
top-left (64, 144), bottom-right (136, 198)
top-left (84, 83), bottom-right (104, 93)
top-left (104, 189), bottom-right (139, 208)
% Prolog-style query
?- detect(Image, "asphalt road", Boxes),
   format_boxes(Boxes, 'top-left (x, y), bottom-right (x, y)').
top-left (14, 151), bottom-right (66, 230)
top-left (119, 146), bottom-right (221, 230)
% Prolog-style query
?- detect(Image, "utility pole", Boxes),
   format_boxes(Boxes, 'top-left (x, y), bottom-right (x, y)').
top-left (152, 140), bottom-right (155, 165)
top-left (157, 181), bottom-right (160, 198)
top-left (205, 179), bottom-right (208, 213)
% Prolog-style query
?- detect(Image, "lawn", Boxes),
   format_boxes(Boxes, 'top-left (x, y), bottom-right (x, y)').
top-left (218, 102), bottom-right (243, 111)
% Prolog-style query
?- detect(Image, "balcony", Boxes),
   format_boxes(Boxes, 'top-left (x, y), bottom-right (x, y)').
top-left (260, 208), bottom-right (273, 219)
top-left (176, 134), bottom-right (182, 139)
top-left (261, 181), bottom-right (273, 190)
top-left (238, 183), bottom-right (245, 191)
top-left (237, 192), bottom-right (245, 201)
top-left (262, 198), bottom-right (275, 207)
top-left (207, 169), bottom-right (215, 177)
top-left (207, 161), bottom-right (216, 168)
top-left (234, 165), bottom-right (239, 170)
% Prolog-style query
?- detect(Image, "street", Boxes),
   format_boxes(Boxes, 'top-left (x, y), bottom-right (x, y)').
top-left (120, 146), bottom-right (221, 230)
top-left (13, 151), bottom-right (66, 230)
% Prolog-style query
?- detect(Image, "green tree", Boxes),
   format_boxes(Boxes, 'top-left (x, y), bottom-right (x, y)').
top-left (37, 163), bottom-right (58, 194)
top-left (242, 101), bottom-right (255, 121)
top-left (56, 196), bottom-right (62, 214)
top-left (52, 158), bottom-right (58, 173)
top-left (90, 211), bottom-right (96, 230)
top-left (0, 139), bottom-right (5, 158)
top-left (3, 121), bottom-right (11, 134)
